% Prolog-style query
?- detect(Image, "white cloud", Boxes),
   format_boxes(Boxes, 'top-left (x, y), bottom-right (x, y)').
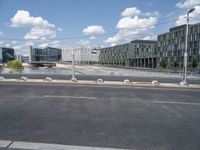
top-left (12, 41), bottom-right (17, 45)
top-left (176, 0), bottom-right (200, 9)
top-left (176, 5), bottom-right (200, 26)
top-left (83, 25), bottom-right (105, 36)
top-left (89, 36), bottom-right (96, 40)
top-left (24, 26), bottom-right (56, 40)
top-left (50, 40), bottom-right (61, 48)
top-left (10, 10), bottom-right (55, 28)
top-left (106, 7), bottom-right (158, 45)
top-left (38, 43), bottom-right (49, 48)
top-left (0, 41), bottom-right (4, 46)
top-left (79, 39), bottom-right (91, 46)
top-left (116, 16), bottom-right (157, 30)
top-left (121, 7), bottom-right (141, 17)
top-left (5, 44), bottom-right (10, 47)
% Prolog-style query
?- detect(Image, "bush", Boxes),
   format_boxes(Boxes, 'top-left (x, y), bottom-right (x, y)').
top-left (7, 60), bottom-right (23, 70)
top-left (192, 58), bottom-right (198, 69)
top-left (160, 59), bottom-right (168, 69)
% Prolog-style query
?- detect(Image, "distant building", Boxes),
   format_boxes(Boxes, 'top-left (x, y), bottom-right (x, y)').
top-left (0, 47), bottom-right (15, 63)
top-left (62, 47), bottom-right (100, 63)
top-left (30, 47), bottom-right (62, 62)
top-left (128, 40), bottom-right (158, 68)
top-left (99, 43), bottom-right (129, 66)
top-left (157, 23), bottom-right (200, 69)
top-left (99, 40), bottom-right (157, 68)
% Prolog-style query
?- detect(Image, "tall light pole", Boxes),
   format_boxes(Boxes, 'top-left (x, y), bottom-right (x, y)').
top-left (182, 8), bottom-right (195, 84)
top-left (71, 49), bottom-right (76, 81)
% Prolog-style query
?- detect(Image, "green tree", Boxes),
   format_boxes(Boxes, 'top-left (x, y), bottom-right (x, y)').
top-left (160, 59), bottom-right (168, 69)
top-left (7, 60), bottom-right (23, 70)
top-left (174, 61), bottom-right (179, 68)
top-left (192, 59), bottom-right (198, 69)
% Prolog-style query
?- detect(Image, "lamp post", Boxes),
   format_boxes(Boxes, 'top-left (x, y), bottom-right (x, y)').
top-left (71, 49), bottom-right (76, 81)
top-left (181, 8), bottom-right (195, 85)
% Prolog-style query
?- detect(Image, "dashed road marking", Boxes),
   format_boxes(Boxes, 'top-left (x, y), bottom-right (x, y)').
top-left (43, 95), bottom-right (97, 100)
top-left (152, 100), bottom-right (200, 106)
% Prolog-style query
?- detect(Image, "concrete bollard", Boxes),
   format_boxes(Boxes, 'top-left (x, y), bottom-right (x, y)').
top-left (45, 77), bottom-right (52, 82)
top-left (97, 79), bottom-right (104, 84)
top-left (71, 77), bottom-right (78, 82)
top-left (123, 79), bottom-right (130, 84)
top-left (152, 80), bottom-right (159, 85)
top-left (20, 76), bottom-right (28, 81)
top-left (0, 76), bottom-right (5, 80)
top-left (179, 81), bottom-right (188, 86)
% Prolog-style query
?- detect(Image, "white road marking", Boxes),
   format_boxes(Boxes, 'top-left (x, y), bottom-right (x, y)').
top-left (0, 140), bottom-right (12, 148)
top-left (43, 95), bottom-right (97, 100)
top-left (152, 100), bottom-right (200, 106)
top-left (0, 140), bottom-right (135, 150)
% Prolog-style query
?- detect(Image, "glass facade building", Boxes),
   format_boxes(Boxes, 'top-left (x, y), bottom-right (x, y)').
top-left (157, 23), bottom-right (200, 69)
top-left (99, 40), bottom-right (157, 68)
top-left (0, 47), bottom-right (15, 63)
top-left (30, 47), bottom-right (62, 62)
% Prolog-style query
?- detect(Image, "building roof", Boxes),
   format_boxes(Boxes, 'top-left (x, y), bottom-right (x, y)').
top-left (131, 40), bottom-right (157, 44)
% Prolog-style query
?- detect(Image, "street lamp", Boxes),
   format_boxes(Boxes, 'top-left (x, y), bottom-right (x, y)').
top-left (181, 8), bottom-right (195, 85)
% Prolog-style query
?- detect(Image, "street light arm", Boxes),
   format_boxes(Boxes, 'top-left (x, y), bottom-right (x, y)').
top-left (188, 8), bottom-right (195, 14)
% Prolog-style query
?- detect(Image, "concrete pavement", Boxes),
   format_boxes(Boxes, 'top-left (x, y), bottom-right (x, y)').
top-left (0, 83), bottom-right (200, 150)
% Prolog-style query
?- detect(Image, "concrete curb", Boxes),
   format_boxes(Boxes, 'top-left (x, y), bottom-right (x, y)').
top-left (0, 78), bottom-right (200, 89)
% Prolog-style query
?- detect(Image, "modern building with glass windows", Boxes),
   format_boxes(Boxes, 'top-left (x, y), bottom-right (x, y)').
top-left (157, 23), bottom-right (200, 69)
top-left (100, 23), bottom-right (200, 70)
top-left (99, 43), bottom-right (129, 66)
top-left (62, 47), bottom-right (100, 64)
top-left (0, 47), bottom-right (15, 63)
top-left (99, 40), bottom-right (157, 68)
top-left (30, 47), bottom-right (62, 62)
top-left (127, 40), bottom-right (157, 68)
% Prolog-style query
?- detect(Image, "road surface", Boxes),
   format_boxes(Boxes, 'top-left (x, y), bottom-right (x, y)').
top-left (0, 83), bottom-right (200, 150)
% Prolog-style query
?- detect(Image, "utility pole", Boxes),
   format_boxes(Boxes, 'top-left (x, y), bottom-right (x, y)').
top-left (71, 49), bottom-right (76, 81)
top-left (181, 8), bottom-right (195, 85)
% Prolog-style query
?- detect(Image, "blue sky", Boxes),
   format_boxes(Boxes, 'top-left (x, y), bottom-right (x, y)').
top-left (0, 0), bottom-right (200, 55)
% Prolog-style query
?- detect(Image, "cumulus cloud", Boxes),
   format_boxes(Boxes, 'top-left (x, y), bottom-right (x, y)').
top-left (175, 5), bottom-right (200, 26)
top-left (106, 7), bottom-right (158, 45)
top-left (50, 40), bottom-right (61, 48)
top-left (176, 0), bottom-right (200, 9)
top-left (89, 36), bottom-right (96, 40)
top-left (121, 7), bottom-right (141, 17)
top-left (24, 26), bottom-right (56, 40)
top-left (116, 16), bottom-right (157, 30)
top-left (10, 10), bottom-right (55, 28)
top-left (83, 25), bottom-right (105, 36)
top-left (79, 39), bottom-right (91, 46)
top-left (38, 43), bottom-right (49, 48)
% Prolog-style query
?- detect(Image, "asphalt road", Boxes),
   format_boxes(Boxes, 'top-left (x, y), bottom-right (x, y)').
top-left (0, 83), bottom-right (200, 150)
top-left (1, 73), bottom-right (200, 84)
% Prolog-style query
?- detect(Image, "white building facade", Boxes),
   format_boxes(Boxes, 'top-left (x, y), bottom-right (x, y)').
top-left (62, 47), bottom-right (100, 64)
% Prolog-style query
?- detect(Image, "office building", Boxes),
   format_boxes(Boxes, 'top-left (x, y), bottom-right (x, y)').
top-left (99, 43), bottom-right (129, 66)
top-left (127, 40), bottom-right (157, 68)
top-left (62, 47), bottom-right (100, 63)
top-left (30, 47), bottom-right (62, 62)
top-left (157, 23), bottom-right (200, 69)
top-left (99, 40), bottom-right (157, 68)
top-left (100, 23), bottom-right (200, 70)
top-left (0, 47), bottom-right (15, 63)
